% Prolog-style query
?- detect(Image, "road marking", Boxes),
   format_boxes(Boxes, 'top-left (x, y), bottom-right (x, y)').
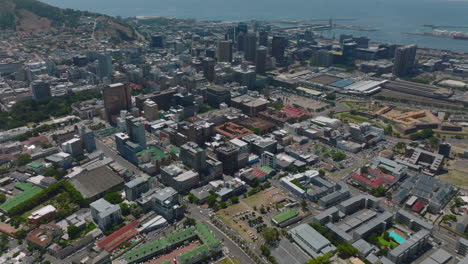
top-left (278, 243), bottom-right (302, 264)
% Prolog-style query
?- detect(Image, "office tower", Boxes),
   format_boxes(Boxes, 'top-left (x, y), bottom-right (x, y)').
top-left (235, 23), bottom-right (248, 35)
top-left (216, 144), bottom-right (240, 175)
top-left (62, 137), bottom-right (83, 157)
top-left (31, 80), bottom-right (51, 100)
top-left (103, 83), bottom-right (132, 123)
top-left (353, 36), bottom-right (370, 49)
top-left (206, 48), bottom-right (216, 59)
top-left (236, 32), bottom-right (245, 52)
top-left (259, 30), bottom-right (268, 47)
top-left (217, 40), bottom-right (233, 62)
top-left (272, 36), bottom-right (286, 64)
top-left (343, 42), bottom-right (357, 66)
top-left (311, 50), bottom-right (334, 67)
top-left (438, 143), bottom-right (451, 158)
top-left (304, 30), bottom-right (313, 41)
top-left (206, 85), bottom-right (231, 108)
top-left (244, 32), bottom-right (257, 62)
top-left (225, 27), bottom-right (235, 41)
top-left (261, 151), bottom-right (276, 169)
top-left (392, 44), bottom-right (417, 77)
top-left (180, 142), bottom-right (207, 172)
top-left (80, 126), bottom-right (96, 153)
top-left (203, 57), bottom-right (215, 82)
top-left (125, 116), bottom-right (147, 147)
top-left (143, 99), bottom-right (159, 121)
top-left (97, 52), bottom-right (112, 79)
top-left (255, 46), bottom-right (267, 74)
top-left (150, 35), bottom-right (164, 48)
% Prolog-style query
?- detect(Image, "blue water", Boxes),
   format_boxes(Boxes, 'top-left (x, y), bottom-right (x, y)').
top-left (389, 230), bottom-right (406, 244)
top-left (42, 0), bottom-right (468, 51)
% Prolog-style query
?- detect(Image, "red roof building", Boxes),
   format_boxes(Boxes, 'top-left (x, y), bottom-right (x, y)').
top-left (411, 201), bottom-right (426, 213)
top-left (367, 168), bottom-right (397, 183)
top-left (97, 221), bottom-right (139, 252)
top-left (351, 173), bottom-right (386, 189)
top-left (281, 105), bottom-right (311, 119)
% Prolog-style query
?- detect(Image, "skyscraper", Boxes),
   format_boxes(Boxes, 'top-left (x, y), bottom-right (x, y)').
top-left (180, 142), bottom-right (207, 172)
top-left (31, 80), bottom-right (51, 100)
top-left (272, 36), bottom-right (286, 64)
top-left (150, 35), bottom-right (164, 48)
top-left (80, 126), bottom-right (96, 153)
top-left (255, 46), bottom-right (267, 74)
top-left (125, 116), bottom-right (147, 147)
top-left (203, 57), bottom-right (215, 82)
top-left (217, 40), bottom-right (233, 62)
top-left (143, 99), bottom-right (159, 121)
top-left (103, 83), bottom-right (132, 123)
top-left (236, 32), bottom-right (245, 52)
top-left (259, 30), bottom-right (269, 47)
top-left (392, 44), bottom-right (417, 77)
top-left (97, 52), bottom-right (112, 79)
top-left (244, 32), bottom-right (257, 62)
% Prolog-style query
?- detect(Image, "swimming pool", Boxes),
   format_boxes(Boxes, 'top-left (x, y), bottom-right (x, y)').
top-left (389, 230), bottom-right (406, 244)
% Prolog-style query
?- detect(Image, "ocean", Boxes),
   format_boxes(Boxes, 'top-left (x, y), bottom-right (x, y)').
top-left (42, 0), bottom-right (468, 52)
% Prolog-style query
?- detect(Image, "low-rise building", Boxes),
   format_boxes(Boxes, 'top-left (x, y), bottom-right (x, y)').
top-left (90, 199), bottom-right (122, 230)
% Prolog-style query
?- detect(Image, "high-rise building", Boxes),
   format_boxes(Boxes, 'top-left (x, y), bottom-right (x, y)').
top-left (143, 99), bottom-right (159, 121)
top-left (225, 27), bottom-right (235, 41)
top-left (203, 57), bottom-right (215, 82)
top-left (343, 42), bottom-right (357, 66)
top-left (97, 52), bottom-right (112, 79)
top-left (31, 80), bottom-right (51, 100)
top-left (259, 30), bottom-right (269, 47)
top-left (244, 32), bottom-right (257, 62)
top-left (255, 46), bottom-right (268, 74)
top-left (216, 144), bottom-right (240, 175)
top-left (206, 85), bottom-right (231, 108)
top-left (392, 44), bottom-right (417, 77)
top-left (236, 23), bottom-right (248, 35)
top-left (236, 32), bottom-right (246, 52)
top-left (126, 116), bottom-right (147, 147)
top-left (217, 40), bottom-right (233, 62)
top-left (80, 126), bottom-right (96, 153)
top-left (272, 36), bottom-right (286, 64)
top-left (150, 35), bottom-right (164, 48)
top-left (261, 151), bottom-right (276, 168)
top-left (438, 142), bottom-right (451, 158)
top-left (62, 137), bottom-right (83, 157)
top-left (180, 142), bottom-right (207, 172)
top-left (103, 83), bottom-right (132, 123)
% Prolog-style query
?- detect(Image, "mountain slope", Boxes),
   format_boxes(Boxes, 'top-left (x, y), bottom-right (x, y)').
top-left (0, 0), bottom-right (138, 41)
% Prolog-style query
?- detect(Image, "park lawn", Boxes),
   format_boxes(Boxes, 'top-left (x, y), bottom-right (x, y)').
top-left (340, 101), bottom-right (370, 109)
top-left (336, 112), bottom-right (371, 123)
top-left (216, 257), bottom-right (241, 264)
top-left (216, 202), bottom-right (254, 242)
top-left (243, 188), bottom-right (287, 209)
top-left (438, 170), bottom-right (468, 188)
top-left (378, 236), bottom-right (398, 249)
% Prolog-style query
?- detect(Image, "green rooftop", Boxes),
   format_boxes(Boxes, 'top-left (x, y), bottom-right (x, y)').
top-left (272, 209), bottom-right (298, 224)
top-left (260, 166), bottom-right (275, 175)
top-left (0, 183), bottom-right (42, 213)
top-left (27, 161), bottom-right (44, 169)
top-left (124, 222), bottom-right (220, 263)
top-left (136, 146), bottom-right (170, 161)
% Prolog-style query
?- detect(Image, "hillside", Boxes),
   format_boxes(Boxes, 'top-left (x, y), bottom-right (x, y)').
top-left (0, 0), bottom-right (138, 41)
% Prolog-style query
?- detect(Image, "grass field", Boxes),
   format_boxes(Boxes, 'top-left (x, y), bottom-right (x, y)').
top-left (438, 170), bottom-right (468, 187)
top-left (216, 202), bottom-right (254, 242)
top-left (335, 112), bottom-right (371, 124)
top-left (378, 236), bottom-right (398, 249)
top-left (243, 187), bottom-right (288, 209)
top-left (216, 257), bottom-right (241, 264)
top-left (340, 101), bottom-right (370, 109)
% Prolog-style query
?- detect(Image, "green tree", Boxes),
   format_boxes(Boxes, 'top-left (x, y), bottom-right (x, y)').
top-left (336, 243), bottom-right (358, 258)
top-left (206, 194), bottom-right (217, 207)
top-left (183, 217), bottom-right (197, 227)
top-left (188, 193), bottom-right (200, 204)
top-left (15, 154), bottom-right (32, 166)
top-left (0, 193), bottom-right (6, 204)
top-left (67, 225), bottom-right (81, 240)
top-left (104, 192), bottom-right (123, 204)
top-left (119, 203), bottom-right (131, 216)
top-left (230, 196), bottom-right (239, 204)
top-left (332, 152), bottom-right (346, 161)
top-left (260, 244), bottom-right (271, 256)
top-left (261, 227), bottom-right (280, 244)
